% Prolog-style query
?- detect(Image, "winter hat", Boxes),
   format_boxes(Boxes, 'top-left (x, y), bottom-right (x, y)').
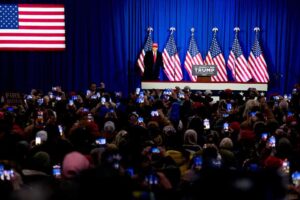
top-left (219, 137), bottom-right (233, 149)
top-left (36, 130), bottom-right (48, 142)
top-left (264, 156), bottom-right (283, 170)
top-left (104, 121), bottom-right (115, 133)
top-left (62, 151), bottom-right (90, 178)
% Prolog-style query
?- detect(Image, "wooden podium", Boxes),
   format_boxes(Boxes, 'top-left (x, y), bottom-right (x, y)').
top-left (197, 76), bottom-right (211, 82)
top-left (192, 65), bottom-right (216, 83)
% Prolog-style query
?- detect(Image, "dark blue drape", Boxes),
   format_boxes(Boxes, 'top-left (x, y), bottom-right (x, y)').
top-left (0, 0), bottom-right (299, 95)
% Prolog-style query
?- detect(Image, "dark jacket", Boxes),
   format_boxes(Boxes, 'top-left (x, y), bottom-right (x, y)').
top-left (143, 50), bottom-right (163, 81)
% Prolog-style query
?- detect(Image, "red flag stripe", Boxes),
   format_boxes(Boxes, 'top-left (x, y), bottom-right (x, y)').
top-left (19, 19), bottom-right (65, 22)
top-left (0, 33), bottom-right (64, 37)
top-left (19, 4), bottom-right (64, 8)
top-left (19, 11), bottom-right (64, 15)
top-left (0, 40), bottom-right (65, 44)
top-left (19, 26), bottom-right (64, 30)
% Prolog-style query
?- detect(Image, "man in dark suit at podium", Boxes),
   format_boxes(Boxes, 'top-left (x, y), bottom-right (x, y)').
top-left (143, 43), bottom-right (164, 81)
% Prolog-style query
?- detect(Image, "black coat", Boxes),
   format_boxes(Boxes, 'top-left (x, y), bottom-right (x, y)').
top-left (143, 50), bottom-right (164, 81)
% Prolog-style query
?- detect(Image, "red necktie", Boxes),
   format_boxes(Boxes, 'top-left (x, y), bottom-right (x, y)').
top-left (153, 52), bottom-right (157, 63)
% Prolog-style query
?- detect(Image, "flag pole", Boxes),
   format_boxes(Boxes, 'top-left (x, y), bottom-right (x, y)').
top-left (233, 27), bottom-right (240, 81)
top-left (170, 27), bottom-right (176, 81)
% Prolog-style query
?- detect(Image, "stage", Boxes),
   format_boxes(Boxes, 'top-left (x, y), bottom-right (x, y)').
top-left (141, 81), bottom-right (268, 91)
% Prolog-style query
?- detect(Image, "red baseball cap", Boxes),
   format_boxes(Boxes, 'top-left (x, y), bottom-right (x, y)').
top-left (152, 43), bottom-right (158, 48)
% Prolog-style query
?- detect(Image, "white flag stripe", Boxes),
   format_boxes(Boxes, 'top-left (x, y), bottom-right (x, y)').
top-left (19, 15), bottom-right (65, 19)
top-left (0, 44), bottom-right (65, 48)
top-left (249, 55), bottom-right (264, 82)
top-left (258, 56), bottom-right (269, 80)
top-left (0, 29), bottom-right (65, 33)
top-left (19, 22), bottom-right (65, 26)
top-left (0, 36), bottom-right (65, 41)
top-left (19, 7), bottom-right (64, 12)
top-left (163, 51), bottom-right (175, 81)
top-left (238, 57), bottom-right (252, 80)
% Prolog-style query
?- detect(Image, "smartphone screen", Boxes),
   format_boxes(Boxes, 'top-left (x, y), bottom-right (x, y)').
top-left (282, 159), bottom-right (290, 174)
top-left (151, 110), bottom-right (159, 117)
top-left (145, 173), bottom-right (158, 185)
top-left (58, 125), bottom-right (63, 136)
top-left (35, 137), bottom-right (41, 145)
top-left (203, 119), bottom-right (210, 130)
top-left (223, 122), bottom-right (229, 132)
top-left (69, 99), bottom-right (74, 106)
top-left (268, 136), bottom-right (276, 148)
top-left (96, 138), bottom-right (106, 145)
top-left (194, 156), bottom-right (202, 169)
top-left (138, 117), bottom-right (144, 123)
top-left (261, 133), bottom-right (268, 141)
top-left (151, 147), bottom-right (160, 154)
top-left (52, 165), bottom-right (61, 178)
top-left (226, 103), bottom-right (232, 111)
top-left (292, 171), bottom-right (300, 186)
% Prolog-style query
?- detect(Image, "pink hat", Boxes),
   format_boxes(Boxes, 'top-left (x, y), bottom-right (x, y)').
top-left (152, 43), bottom-right (158, 48)
top-left (62, 151), bottom-right (90, 178)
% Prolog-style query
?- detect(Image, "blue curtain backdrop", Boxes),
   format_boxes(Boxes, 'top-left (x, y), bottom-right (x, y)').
top-left (0, 0), bottom-right (299, 95)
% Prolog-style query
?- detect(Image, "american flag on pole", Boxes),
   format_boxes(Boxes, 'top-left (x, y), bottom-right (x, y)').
top-left (137, 27), bottom-right (153, 73)
top-left (0, 4), bottom-right (65, 50)
top-left (184, 28), bottom-right (203, 82)
top-left (163, 27), bottom-right (183, 81)
top-left (205, 28), bottom-right (228, 82)
top-left (248, 28), bottom-right (269, 83)
top-left (228, 28), bottom-right (252, 82)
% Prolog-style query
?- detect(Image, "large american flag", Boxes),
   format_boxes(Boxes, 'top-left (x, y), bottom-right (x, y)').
top-left (184, 31), bottom-right (203, 82)
top-left (163, 31), bottom-right (182, 81)
top-left (0, 4), bottom-right (65, 50)
top-left (137, 31), bottom-right (153, 73)
top-left (228, 34), bottom-right (252, 82)
top-left (205, 32), bottom-right (228, 82)
top-left (248, 33), bottom-right (269, 83)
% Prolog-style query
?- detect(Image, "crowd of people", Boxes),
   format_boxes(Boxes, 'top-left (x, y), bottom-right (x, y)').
top-left (0, 82), bottom-right (300, 200)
